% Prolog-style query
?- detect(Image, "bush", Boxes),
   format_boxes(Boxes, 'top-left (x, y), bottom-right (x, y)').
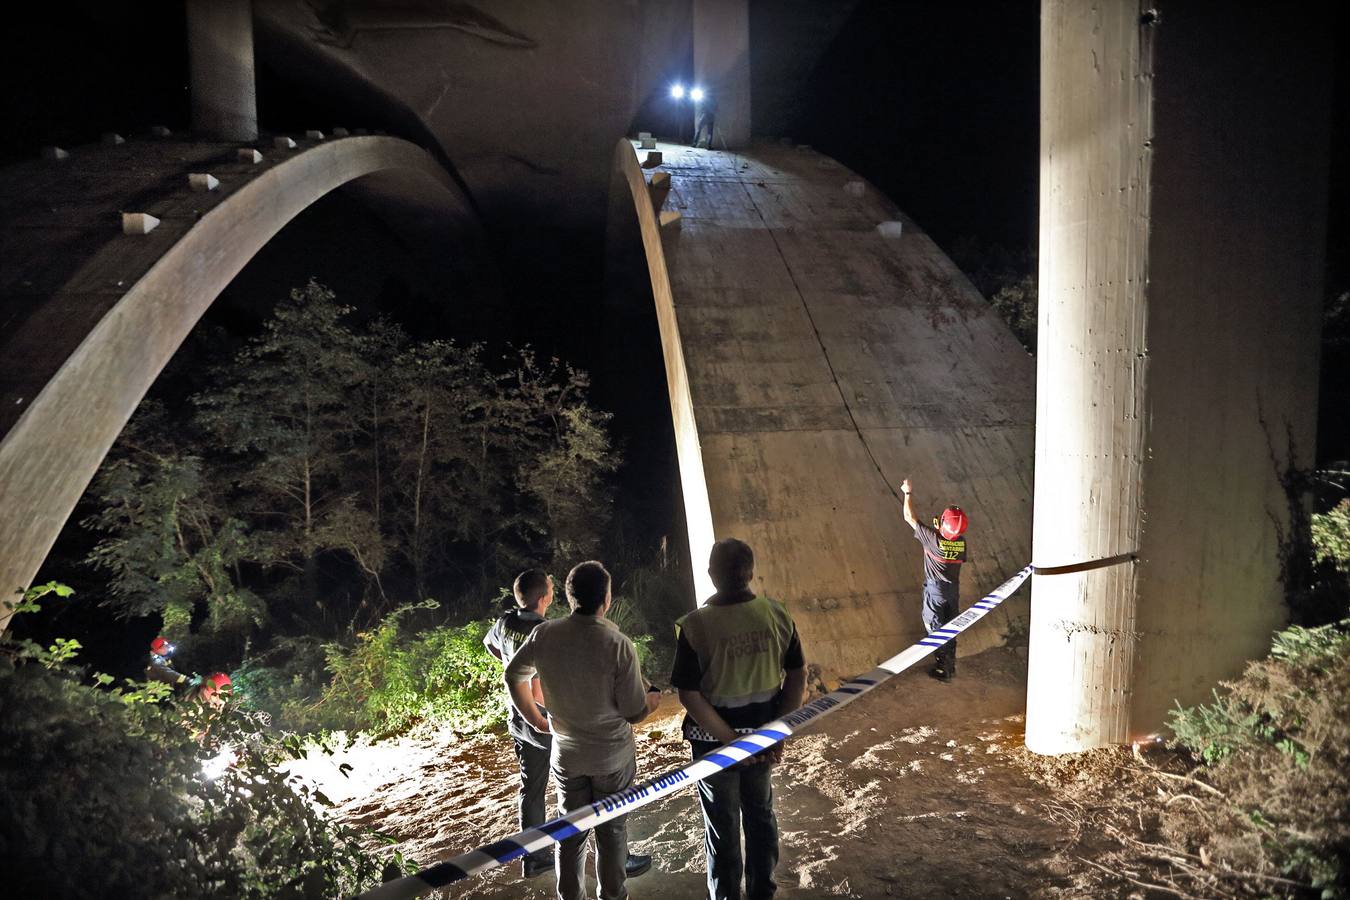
top-left (1167, 620), bottom-right (1350, 895)
top-left (0, 658), bottom-right (398, 898)
top-left (295, 602), bottom-right (505, 738)
top-left (989, 274), bottom-right (1037, 353)
top-left (1313, 500), bottom-right (1350, 576)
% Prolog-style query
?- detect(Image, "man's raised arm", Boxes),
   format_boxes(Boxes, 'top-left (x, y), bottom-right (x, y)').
top-left (901, 477), bottom-right (918, 529)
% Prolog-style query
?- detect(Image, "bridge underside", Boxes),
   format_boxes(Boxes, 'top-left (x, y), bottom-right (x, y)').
top-left (621, 141), bottom-right (1036, 680)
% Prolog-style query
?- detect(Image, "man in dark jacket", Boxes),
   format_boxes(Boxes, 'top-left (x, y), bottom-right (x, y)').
top-left (484, 569), bottom-right (556, 878)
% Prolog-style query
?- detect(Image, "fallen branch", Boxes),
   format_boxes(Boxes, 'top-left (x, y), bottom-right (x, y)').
top-left (1074, 854), bottom-right (1209, 900)
top-left (1131, 766), bottom-right (1226, 798)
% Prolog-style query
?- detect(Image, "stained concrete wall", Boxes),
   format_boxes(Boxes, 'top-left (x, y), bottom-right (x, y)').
top-left (694, 0), bottom-right (752, 149)
top-left (187, 0), bottom-right (259, 141)
top-left (0, 136), bottom-right (478, 632)
top-left (618, 141), bottom-right (1037, 681)
top-left (1026, 0), bottom-right (1332, 751)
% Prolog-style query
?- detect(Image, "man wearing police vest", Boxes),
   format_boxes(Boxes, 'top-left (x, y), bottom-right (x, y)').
top-left (672, 538), bottom-right (806, 900)
top-left (901, 478), bottom-right (969, 682)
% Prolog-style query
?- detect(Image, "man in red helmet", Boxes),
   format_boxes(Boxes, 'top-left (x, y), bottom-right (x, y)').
top-left (901, 478), bottom-right (968, 682)
top-left (145, 636), bottom-right (189, 688)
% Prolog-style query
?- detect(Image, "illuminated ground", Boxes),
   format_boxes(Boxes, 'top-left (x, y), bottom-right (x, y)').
top-left (288, 647), bottom-right (1170, 898)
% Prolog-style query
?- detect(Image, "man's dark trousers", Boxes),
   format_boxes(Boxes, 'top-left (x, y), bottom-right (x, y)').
top-left (922, 581), bottom-right (959, 676)
top-left (691, 740), bottom-right (778, 900)
top-left (514, 735), bottom-right (552, 869)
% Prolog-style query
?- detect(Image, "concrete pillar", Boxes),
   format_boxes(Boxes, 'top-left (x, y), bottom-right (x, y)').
top-left (693, 0), bottom-right (751, 149)
top-left (1026, 0), bottom-right (1332, 753)
top-left (186, 0), bottom-right (257, 141)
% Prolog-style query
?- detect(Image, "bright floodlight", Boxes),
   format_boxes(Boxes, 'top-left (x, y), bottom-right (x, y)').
top-left (690, 87), bottom-right (705, 102)
top-left (670, 84), bottom-right (685, 100)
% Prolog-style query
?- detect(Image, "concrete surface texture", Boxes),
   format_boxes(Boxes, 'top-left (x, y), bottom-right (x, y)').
top-left (694, 0), bottom-right (752, 149)
top-left (0, 135), bottom-right (479, 631)
top-left (250, 1), bottom-right (854, 239)
top-left (186, 0), bottom-right (259, 141)
top-left (620, 140), bottom-right (1036, 681)
top-left (1026, 0), bottom-right (1332, 751)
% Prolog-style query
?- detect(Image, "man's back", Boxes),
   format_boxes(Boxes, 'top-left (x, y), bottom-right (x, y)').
top-left (674, 592), bottom-right (799, 739)
top-left (512, 614), bottom-right (647, 776)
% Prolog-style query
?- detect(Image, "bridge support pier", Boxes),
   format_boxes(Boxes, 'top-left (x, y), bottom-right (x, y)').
top-left (693, 0), bottom-right (751, 149)
top-left (186, 0), bottom-right (257, 142)
top-left (1026, 0), bottom-right (1332, 753)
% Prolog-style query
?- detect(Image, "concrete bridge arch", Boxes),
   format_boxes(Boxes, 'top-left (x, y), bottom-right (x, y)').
top-left (0, 134), bottom-right (481, 630)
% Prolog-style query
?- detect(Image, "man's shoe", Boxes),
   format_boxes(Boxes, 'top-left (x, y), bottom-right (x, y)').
top-left (522, 856), bottom-right (552, 879)
top-left (624, 853), bottom-right (653, 878)
top-left (928, 665), bottom-right (953, 683)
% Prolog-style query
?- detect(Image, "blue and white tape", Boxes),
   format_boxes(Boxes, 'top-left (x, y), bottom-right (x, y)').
top-left (355, 565), bottom-right (1034, 900)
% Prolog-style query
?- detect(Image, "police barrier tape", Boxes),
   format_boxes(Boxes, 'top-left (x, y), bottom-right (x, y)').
top-left (355, 564), bottom-right (1035, 900)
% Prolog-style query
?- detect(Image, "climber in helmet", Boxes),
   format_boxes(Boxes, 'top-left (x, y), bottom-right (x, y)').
top-left (195, 672), bottom-right (233, 711)
top-left (145, 636), bottom-right (189, 688)
top-left (901, 478), bottom-right (969, 682)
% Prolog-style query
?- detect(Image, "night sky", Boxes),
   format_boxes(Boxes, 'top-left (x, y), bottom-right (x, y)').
top-left (3, 1), bottom-right (1347, 673)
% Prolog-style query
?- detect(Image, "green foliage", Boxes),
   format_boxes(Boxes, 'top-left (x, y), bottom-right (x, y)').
top-left (194, 280), bottom-right (386, 606)
top-left (1313, 499), bottom-right (1350, 575)
top-left (988, 274), bottom-right (1037, 353)
top-left (82, 279), bottom-right (621, 650)
top-left (0, 597), bottom-right (400, 899)
top-left (1166, 620), bottom-right (1350, 894)
top-left (259, 602), bottom-right (505, 737)
top-left (83, 423), bottom-right (263, 636)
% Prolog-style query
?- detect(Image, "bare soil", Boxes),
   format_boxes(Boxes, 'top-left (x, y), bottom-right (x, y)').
top-left (291, 647), bottom-right (1175, 898)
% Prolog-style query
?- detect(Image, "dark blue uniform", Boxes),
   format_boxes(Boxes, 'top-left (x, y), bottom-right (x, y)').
top-left (485, 609), bottom-right (551, 874)
top-left (914, 522), bottom-right (967, 677)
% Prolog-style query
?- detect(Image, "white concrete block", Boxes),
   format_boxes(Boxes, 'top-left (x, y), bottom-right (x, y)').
top-left (305, 129), bottom-right (325, 140)
top-left (149, 125), bottom-right (172, 137)
top-left (122, 212), bottom-right (161, 235)
top-left (100, 132), bottom-right (125, 145)
top-left (188, 173), bottom-right (220, 192)
top-left (876, 220), bottom-right (904, 239)
top-left (638, 131), bottom-right (653, 141)
top-left (639, 137), bottom-right (657, 150)
top-left (331, 127), bottom-right (350, 137)
top-left (844, 180), bottom-right (866, 198)
top-left (40, 146), bottom-right (69, 160)
top-left (659, 210), bottom-right (683, 229)
top-left (237, 148), bottom-right (263, 164)
top-left (273, 136), bottom-right (297, 149)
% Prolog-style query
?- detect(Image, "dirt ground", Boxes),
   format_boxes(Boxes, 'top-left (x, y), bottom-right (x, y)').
top-left (291, 647), bottom-right (1162, 899)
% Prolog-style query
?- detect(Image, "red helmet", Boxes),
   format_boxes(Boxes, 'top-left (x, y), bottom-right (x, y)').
top-left (938, 506), bottom-right (968, 540)
top-left (150, 636), bottom-right (173, 656)
top-left (202, 672), bottom-right (232, 699)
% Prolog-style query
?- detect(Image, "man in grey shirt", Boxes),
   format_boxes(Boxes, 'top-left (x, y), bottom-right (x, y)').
top-left (506, 560), bottom-right (661, 900)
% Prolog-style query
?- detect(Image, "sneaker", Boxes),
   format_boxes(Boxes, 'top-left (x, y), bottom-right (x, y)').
top-left (928, 665), bottom-right (953, 683)
top-left (624, 853), bottom-right (653, 878)
top-left (523, 856), bottom-right (552, 879)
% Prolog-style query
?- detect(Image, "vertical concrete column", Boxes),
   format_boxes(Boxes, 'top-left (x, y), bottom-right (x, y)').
top-left (186, 0), bottom-right (258, 141)
top-left (693, 0), bottom-right (751, 149)
top-left (1027, 0), bottom-right (1332, 754)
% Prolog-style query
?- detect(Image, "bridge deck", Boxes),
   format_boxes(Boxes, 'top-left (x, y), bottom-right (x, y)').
top-left (646, 141), bottom-right (1035, 677)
